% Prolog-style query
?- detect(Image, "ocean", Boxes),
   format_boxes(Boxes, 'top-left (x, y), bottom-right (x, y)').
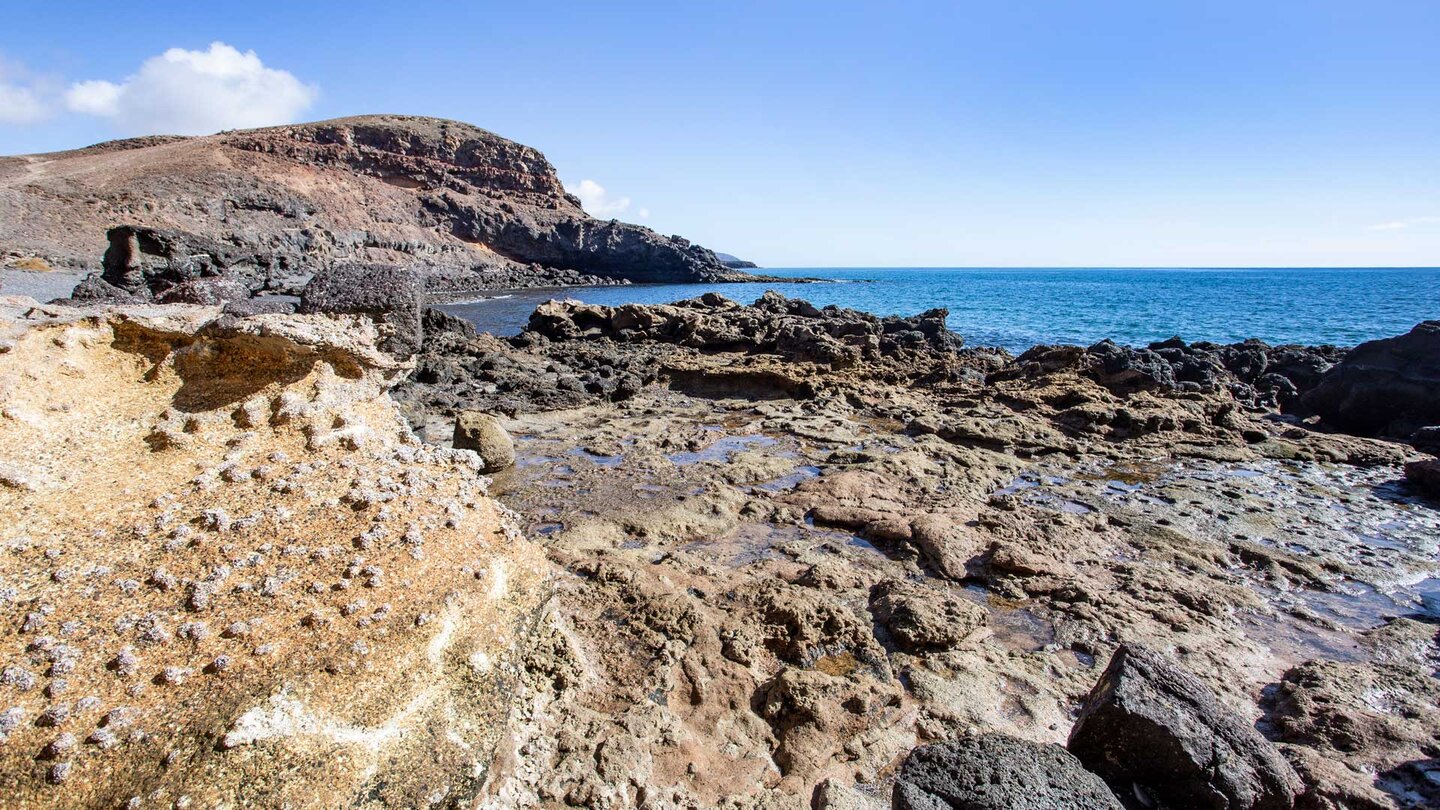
top-left (439, 267), bottom-right (1440, 354)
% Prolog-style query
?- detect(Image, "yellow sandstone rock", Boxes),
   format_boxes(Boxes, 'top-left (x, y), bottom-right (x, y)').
top-left (0, 297), bottom-right (545, 808)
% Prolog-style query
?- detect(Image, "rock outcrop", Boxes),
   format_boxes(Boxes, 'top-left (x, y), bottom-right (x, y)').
top-left (0, 115), bottom-right (755, 297)
top-left (1006, 336), bottom-right (1343, 409)
top-left (1300, 320), bottom-right (1440, 440)
top-left (0, 296), bottom-right (544, 807)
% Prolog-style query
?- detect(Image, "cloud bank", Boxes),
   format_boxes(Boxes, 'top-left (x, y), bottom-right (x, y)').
top-left (566, 179), bottom-right (633, 218)
top-left (0, 59), bottom-right (51, 124)
top-left (63, 42), bottom-right (317, 136)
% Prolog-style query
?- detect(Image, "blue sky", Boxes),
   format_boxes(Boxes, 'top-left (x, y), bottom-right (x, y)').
top-left (2, 1), bottom-right (1437, 267)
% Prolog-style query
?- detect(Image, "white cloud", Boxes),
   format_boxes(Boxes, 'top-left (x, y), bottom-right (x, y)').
top-left (0, 58), bottom-right (53, 124)
top-left (0, 83), bottom-right (48, 124)
top-left (64, 42), bottom-right (317, 136)
top-left (566, 179), bottom-right (632, 218)
top-left (638, 208), bottom-right (651, 220)
top-left (1369, 216), bottom-right (1440, 231)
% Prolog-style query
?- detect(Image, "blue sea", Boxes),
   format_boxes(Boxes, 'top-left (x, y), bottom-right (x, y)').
top-left (441, 267), bottom-right (1440, 354)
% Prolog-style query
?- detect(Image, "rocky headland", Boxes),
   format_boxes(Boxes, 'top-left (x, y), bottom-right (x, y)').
top-left (0, 115), bottom-right (772, 300)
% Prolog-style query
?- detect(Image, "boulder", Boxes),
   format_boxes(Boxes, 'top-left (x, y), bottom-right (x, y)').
top-left (1403, 458), bottom-right (1440, 499)
top-left (299, 262), bottom-right (423, 358)
top-left (453, 411), bottom-right (515, 473)
top-left (64, 272), bottom-right (140, 304)
top-left (1067, 644), bottom-right (1303, 810)
top-left (894, 733), bottom-right (1123, 810)
top-left (869, 579), bottom-right (986, 650)
top-left (1301, 321), bottom-right (1440, 438)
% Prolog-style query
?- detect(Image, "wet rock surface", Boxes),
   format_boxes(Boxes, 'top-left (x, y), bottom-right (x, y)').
top-left (387, 294), bottom-right (1440, 808)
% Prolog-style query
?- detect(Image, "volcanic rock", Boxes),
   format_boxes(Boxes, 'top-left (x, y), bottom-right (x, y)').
top-left (1068, 643), bottom-right (1303, 810)
top-left (894, 733), bottom-right (1123, 810)
top-left (0, 115), bottom-right (752, 295)
top-left (0, 296), bottom-right (544, 807)
top-left (1301, 321), bottom-right (1440, 439)
top-left (298, 262), bottom-right (422, 358)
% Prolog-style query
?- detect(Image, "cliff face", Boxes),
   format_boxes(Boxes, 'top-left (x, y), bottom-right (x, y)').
top-left (0, 297), bottom-right (545, 807)
top-left (0, 115), bottom-right (742, 292)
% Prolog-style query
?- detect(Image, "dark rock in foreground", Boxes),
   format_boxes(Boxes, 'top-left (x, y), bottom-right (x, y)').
top-left (1068, 644), bottom-right (1303, 810)
top-left (1301, 321), bottom-right (1440, 439)
top-left (894, 733), bottom-right (1122, 810)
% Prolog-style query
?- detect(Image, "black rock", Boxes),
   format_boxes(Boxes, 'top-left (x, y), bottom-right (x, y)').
top-left (299, 263), bottom-right (423, 358)
top-left (221, 298), bottom-right (298, 317)
top-left (1403, 458), bottom-right (1440, 498)
top-left (101, 225), bottom-right (249, 298)
top-left (1300, 321), bottom-right (1440, 439)
top-left (1067, 644), bottom-right (1303, 810)
top-left (156, 276), bottom-right (252, 305)
top-left (894, 733), bottom-right (1122, 810)
top-left (64, 273), bottom-right (140, 304)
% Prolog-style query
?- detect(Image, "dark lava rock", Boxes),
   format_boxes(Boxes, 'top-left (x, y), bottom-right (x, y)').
top-left (299, 262), bottom-right (422, 358)
top-left (102, 225), bottom-right (253, 298)
top-left (64, 272), bottom-right (141, 304)
top-left (1301, 321), bottom-right (1440, 439)
top-left (156, 276), bottom-right (252, 305)
top-left (1403, 458), bottom-right (1440, 498)
top-left (1068, 644), bottom-right (1303, 810)
top-left (526, 291), bottom-right (966, 366)
top-left (1005, 337), bottom-right (1341, 409)
top-left (221, 297), bottom-right (298, 317)
top-left (894, 733), bottom-right (1122, 810)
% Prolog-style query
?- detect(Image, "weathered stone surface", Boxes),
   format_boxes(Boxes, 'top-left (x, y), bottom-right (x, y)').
top-left (1068, 644), bottom-right (1304, 810)
top-left (453, 410), bottom-right (515, 472)
top-left (0, 298), bottom-right (544, 808)
top-left (1301, 321), bottom-right (1440, 439)
top-left (894, 734), bottom-right (1123, 810)
top-left (299, 262), bottom-right (422, 358)
top-left (869, 579), bottom-right (986, 650)
top-left (221, 297), bottom-right (298, 317)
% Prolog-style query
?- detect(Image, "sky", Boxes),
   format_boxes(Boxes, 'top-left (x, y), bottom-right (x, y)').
top-left (1, 1), bottom-right (1437, 267)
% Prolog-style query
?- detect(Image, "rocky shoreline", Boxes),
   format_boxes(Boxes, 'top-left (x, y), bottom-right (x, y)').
top-left (1, 263), bottom-right (1438, 807)
top-left (391, 291), bottom-right (1439, 808)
